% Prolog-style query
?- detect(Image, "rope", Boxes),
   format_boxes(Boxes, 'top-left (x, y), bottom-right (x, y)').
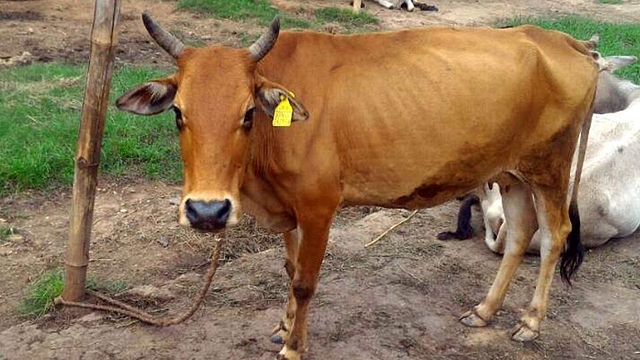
top-left (54, 234), bottom-right (224, 326)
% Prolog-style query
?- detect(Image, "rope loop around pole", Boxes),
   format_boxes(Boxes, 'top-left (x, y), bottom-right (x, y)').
top-left (55, 234), bottom-right (224, 326)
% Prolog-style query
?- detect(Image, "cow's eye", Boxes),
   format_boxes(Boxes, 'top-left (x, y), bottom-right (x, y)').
top-left (172, 106), bottom-right (184, 130)
top-left (242, 108), bottom-right (255, 131)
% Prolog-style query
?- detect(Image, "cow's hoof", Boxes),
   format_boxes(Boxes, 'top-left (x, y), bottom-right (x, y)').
top-left (276, 345), bottom-right (301, 360)
top-left (271, 322), bottom-right (289, 344)
top-left (511, 322), bottom-right (539, 342)
top-left (271, 332), bottom-right (286, 345)
top-left (459, 309), bottom-right (487, 327)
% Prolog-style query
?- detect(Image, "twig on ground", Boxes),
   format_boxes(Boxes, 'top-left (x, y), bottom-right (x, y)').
top-left (364, 210), bottom-right (418, 248)
top-left (398, 264), bottom-right (423, 283)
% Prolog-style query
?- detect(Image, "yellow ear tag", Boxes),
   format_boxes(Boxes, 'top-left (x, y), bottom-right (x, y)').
top-left (272, 94), bottom-right (293, 127)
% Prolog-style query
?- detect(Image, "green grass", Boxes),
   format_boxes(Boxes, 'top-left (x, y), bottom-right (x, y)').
top-left (100, 279), bottom-right (130, 293)
top-left (178, 0), bottom-right (276, 21)
top-left (19, 269), bottom-right (65, 317)
top-left (177, 0), bottom-right (311, 28)
top-left (18, 268), bottom-right (129, 318)
top-left (0, 226), bottom-right (17, 242)
top-left (0, 63), bottom-right (181, 196)
top-left (177, 0), bottom-right (377, 31)
top-left (18, 269), bottom-right (97, 317)
top-left (597, 0), bottom-right (623, 4)
top-left (314, 7), bottom-right (378, 30)
top-left (501, 16), bottom-right (640, 83)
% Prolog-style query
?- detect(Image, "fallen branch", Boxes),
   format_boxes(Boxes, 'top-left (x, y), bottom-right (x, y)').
top-left (364, 210), bottom-right (419, 248)
top-left (55, 234), bottom-right (224, 326)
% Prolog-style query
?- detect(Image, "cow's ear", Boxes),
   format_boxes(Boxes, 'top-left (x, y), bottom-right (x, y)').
top-left (256, 77), bottom-right (309, 122)
top-left (116, 78), bottom-right (177, 115)
top-left (603, 56), bottom-right (637, 72)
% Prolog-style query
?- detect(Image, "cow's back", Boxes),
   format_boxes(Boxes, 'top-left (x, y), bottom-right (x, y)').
top-left (256, 25), bottom-right (598, 208)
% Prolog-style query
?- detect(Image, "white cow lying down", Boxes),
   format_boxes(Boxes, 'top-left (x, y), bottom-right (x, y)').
top-left (353, 0), bottom-right (416, 11)
top-left (438, 55), bottom-right (640, 254)
top-left (375, 0), bottom-right (415, 11)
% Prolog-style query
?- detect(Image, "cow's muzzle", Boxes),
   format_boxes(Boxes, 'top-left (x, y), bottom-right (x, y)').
top-left (185, 199), bottom-right (231, 231)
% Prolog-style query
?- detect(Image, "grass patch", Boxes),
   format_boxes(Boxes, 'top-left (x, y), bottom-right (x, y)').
top-left (0, 226), bottom-right (18, 242)
top-left (178, 0), bottom-right (276, 22)
top-left (18, 269), bottom-right (130, 318)
top-left (0, 63), bottom-right (181, 196)
top-left (177, 0), bottom-right (311, 28)
top-left (19, 269), bottom-right (65, 317)
top-left (501, 16), bottom-right (640, 83)
top-left (99, 279), bottom-right (130, 293)
top-left (177, 0), bottom-right (377, 31)
top-left (597, 0), bottom-right (623, 4)
top-left (314, 7), bottom-right (378, 30)
top-left (18, 269), bottom-right (98, 318)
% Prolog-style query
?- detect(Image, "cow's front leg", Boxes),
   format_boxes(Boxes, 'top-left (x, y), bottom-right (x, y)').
top-left (271, 229), bottom-right (299, 345)
top-left (277, 216), bottom-right (332, 360)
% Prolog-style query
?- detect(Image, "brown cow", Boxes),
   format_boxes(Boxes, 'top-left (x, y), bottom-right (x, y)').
top-left (116, 13), bottom-right (598, 360)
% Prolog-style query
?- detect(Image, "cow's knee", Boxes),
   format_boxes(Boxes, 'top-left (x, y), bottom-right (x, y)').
top-left (292, 280), bottom-right (315, 302)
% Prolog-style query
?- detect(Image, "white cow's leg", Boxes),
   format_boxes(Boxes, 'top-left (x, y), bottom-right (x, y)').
top-left (512, 188), bottom-right (573, 341)
top-left (461, 180), bottom-right (536, 326)
top-left (404, 0), bottom-right (415, 11)
top-left (484, 219), bottom-right (508, 254)
top-left (374, 0), bottom-right (396, 9)
top-left (271, 229), bottom-right (299, 345)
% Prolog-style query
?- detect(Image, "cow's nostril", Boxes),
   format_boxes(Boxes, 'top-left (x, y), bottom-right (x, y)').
top-left (185, 199), bottom-right (198, 224)
top-left (218, 199), bottom-right (231, 223)
top-left (184, 198), bottom-right (232, 231)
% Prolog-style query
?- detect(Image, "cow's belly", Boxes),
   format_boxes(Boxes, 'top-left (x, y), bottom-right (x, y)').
top-left (339, 160), bottom-right (498, 209)
top-left (341, 181), bottom-right (478, 209)
top-left (336, 130), bottom-right (518, 209)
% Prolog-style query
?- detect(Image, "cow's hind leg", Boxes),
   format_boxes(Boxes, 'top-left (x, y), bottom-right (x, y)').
top-left (512, 187), bottom-right (576, 341)
top-left (460, 180), bottom-right (536, 327)
top-left (271, 229), bottom-right (299, 345)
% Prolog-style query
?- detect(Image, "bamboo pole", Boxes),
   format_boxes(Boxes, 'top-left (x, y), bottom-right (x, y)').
top-left (353, 0), bottom-right (362, 12)
top-left (62, 0), bottom-right (121, 301)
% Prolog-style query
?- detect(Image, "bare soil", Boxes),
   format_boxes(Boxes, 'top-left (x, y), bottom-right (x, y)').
top-left (1, 0), bottom-right (640, 359)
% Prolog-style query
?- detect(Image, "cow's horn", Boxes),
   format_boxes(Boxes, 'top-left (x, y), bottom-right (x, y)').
top-left (584, 33), bottom-right (599, 51)
top-left (248, 17), bottom-right (280, 61)
top-left (142, 11), bottom-right (185, 59)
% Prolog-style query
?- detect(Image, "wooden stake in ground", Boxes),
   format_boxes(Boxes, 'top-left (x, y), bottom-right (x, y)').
top-left (62, 0), bottom-right (121, 302)
top-left (353, 0), bottom-right (362, 13)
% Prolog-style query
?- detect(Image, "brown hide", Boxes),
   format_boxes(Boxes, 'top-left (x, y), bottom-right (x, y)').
top-left (244, 26), bottom-right (597, 226)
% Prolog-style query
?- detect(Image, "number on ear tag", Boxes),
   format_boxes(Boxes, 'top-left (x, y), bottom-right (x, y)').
top-left (273, 95), bottom-right (293, 127)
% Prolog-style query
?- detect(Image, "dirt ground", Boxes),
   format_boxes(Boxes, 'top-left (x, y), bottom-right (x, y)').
top-left (1, 0), bottom-right (640, 359)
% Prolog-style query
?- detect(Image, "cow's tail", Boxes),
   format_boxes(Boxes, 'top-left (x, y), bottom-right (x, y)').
top-left (560, 97), bottom-right (594, 285)
top-left (436, 194), bottom-right (478, 240)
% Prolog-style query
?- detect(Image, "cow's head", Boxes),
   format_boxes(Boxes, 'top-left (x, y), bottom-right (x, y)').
top-left (116, 12), bottom-right (309, 231)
